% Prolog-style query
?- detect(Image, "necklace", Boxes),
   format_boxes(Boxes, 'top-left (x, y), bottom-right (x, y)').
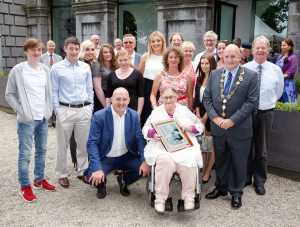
top-left (219, 67), bottom-right (245, 117)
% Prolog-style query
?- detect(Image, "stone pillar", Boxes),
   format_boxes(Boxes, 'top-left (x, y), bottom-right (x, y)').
top-left (72, 0), bottom-right (117, 43)
top-left (24, 0), bottom-right (51, 44)
top-left (154, 0), bottom-right (215, 52)
top-left (288, 0), bottom-right (300, 74)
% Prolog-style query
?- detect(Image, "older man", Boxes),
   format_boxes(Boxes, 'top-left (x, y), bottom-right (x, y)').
top-left (40, 40), bottom-right (63, 68)
top-left (51, 37), bottom-right (94, 188)
top-left (86, 87), bottom-right (149, 199)
top-left (114, 38), bottom-right (123, 54)
top-left (244, 36), bottom-right (284, 195)
top-left (123, 34), bottom-right (141, 68)
top-left (90, 34), bottom-right (101, 57)
top-left (193, 30), bottom-right (218, 68)
top-left (203, 44), bottom-right (259, 209)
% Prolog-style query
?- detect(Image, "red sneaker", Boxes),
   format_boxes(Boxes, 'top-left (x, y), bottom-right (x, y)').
top-left (33, 179), bottom-right (56, 191)
top-left (20, 186), bottom-right (37, 202)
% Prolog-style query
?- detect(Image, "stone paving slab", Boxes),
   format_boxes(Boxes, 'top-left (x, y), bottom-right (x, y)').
top-left (0, 111), bottom-right (300, 227)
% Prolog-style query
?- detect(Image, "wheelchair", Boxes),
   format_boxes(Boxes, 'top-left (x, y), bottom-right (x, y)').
top-left (146, 164), bottom-right (202, 212)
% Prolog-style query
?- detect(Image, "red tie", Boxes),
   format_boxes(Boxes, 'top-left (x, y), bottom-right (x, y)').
top-left (50, 54), bottom-right (54, 66)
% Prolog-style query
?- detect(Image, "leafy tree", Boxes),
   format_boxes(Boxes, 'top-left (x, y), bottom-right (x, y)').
top-left (261, 0), bottom-right (289, 33)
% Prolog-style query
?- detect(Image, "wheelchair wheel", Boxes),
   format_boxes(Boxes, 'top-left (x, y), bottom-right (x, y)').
top-left (194, 193), bottom-right (200, 210)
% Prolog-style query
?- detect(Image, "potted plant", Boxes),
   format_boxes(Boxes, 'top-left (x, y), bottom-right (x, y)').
top-left (268, 102), bottom-right (300, 173)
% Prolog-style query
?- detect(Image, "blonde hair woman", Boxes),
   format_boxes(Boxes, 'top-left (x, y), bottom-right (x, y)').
top-left (79, 40), bottom-right (96, 63)
top-left (139, 31), bottom-right (166, 125)
top-left (106, 49), bottom-right (144, 115)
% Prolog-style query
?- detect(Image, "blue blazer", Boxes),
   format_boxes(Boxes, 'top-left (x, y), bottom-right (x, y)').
top-left (87, 107), bottom-right (145, 173)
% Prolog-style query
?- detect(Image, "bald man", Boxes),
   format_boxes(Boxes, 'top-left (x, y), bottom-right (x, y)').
top-left (40, 40), bottom-right (62, 68)
top-left (86, 87), bottom-right (149, 199)
top-left (203, 44), bottom-right (259, 209)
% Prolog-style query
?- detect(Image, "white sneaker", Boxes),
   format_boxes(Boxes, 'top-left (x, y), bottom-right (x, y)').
top-left (184, 199), bottom-right (195, 211)
top-left (154, 200), bottom-right (165, 214)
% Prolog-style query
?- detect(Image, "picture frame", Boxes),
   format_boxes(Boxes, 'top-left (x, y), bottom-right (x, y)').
top-left (153, 119), bottom-right (193, 152)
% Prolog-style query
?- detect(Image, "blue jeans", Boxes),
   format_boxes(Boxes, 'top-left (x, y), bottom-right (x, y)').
top-left (17, 119), bottom-right (48, 187)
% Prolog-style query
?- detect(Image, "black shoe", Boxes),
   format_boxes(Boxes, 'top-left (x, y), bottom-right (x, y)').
top-left (231, 195), bottom-right (242, 209)
top-left (97, 182), bottom-right (107, 199)
top-left (177, 199), bottom-right (184, 212)
top-left (117, 174), bottom-right (130, 197)
top-left (254, 185), bottom-right (266, 195)
top-left (202, 175), bottom-right (211, 184)
top-left (165, 197), bottom-right (173, 212)
top-left (205, 188), bottom-right (227, 199)
top-left (244, 180), bottom-right (252, 187)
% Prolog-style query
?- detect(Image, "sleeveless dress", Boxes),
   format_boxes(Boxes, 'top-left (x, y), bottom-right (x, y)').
top-left (141, 54), bottom-right (163, 125)
top-left (158, 71), bottom-right (189, 106)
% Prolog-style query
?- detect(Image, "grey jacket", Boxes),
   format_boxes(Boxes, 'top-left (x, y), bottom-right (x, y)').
top-left (203, 66), bottom-right (259, 139)
top-left (40, 52), bottom-right (63, 68)
top-left (5, 62), bottom-right (53, 123)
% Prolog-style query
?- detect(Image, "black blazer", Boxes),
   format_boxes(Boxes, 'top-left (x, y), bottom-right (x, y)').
top-left (203, 66), bottom-right (259, 139)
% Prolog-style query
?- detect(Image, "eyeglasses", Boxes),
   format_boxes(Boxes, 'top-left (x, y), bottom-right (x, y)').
top-left (124, 41), bottom-right (134, 44)
top-left (162, 95), bottom-right (176, 100)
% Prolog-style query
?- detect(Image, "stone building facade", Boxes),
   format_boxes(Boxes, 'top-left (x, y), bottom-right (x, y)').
top-left (0, 0), bottom-right (300, 72)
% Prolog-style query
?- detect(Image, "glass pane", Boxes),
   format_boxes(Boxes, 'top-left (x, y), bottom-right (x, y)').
top-left (118, 2), bottom-right (157, 53)
top-left (220, 5), bottom-right (234, 41)
top-left (52, 0), bottom-right (76, 56)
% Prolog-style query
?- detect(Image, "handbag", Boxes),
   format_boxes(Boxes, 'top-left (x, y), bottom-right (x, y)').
top-left (196, 133), bottom-right (213, 152)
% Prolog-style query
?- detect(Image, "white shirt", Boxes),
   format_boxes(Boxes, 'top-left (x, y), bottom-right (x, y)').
top-left (130, 51), bottom-right (136, 66)
top-left (244, 60), bottom-right (284, 110)
top-left (193, 48), bottom-right (218, 69)
top-left (143, 54), bottom-right (163, 80)
top-left (23, 63), bottom-right (46, 120)
top-left (106, 107), bottom-right (128, 157)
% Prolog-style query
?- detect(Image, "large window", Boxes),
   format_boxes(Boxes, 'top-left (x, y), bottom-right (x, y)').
top-left (118, 0), bottom-right (157, 53)
top-left (51, 0), bottom-right (75, 56)
top-left (215, 2), bottom-right (236, 41)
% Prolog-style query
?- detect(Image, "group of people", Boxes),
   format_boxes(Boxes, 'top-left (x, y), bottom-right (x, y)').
top-left (5, 29), bottom-right (298, 214)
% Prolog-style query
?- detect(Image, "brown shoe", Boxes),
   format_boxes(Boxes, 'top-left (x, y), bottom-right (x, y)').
top-left (58, 177), bottom-right (70, 188)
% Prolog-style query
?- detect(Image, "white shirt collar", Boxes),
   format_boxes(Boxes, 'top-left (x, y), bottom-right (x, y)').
top-left (111, 106), bottom-right (127, 118)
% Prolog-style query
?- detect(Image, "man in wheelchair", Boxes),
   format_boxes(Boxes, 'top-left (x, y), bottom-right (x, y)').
top-left (86, 88), bottom-right (149, 199)
top-left (143, 88), bottom-right (204, 214)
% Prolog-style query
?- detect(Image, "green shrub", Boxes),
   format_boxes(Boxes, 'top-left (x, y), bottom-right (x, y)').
top-left (0, 71), bottom-right (8, 77)
top-left (296, 77), bottom-right (300, 94)
top-left (276, 102), bottom-right (300, 112)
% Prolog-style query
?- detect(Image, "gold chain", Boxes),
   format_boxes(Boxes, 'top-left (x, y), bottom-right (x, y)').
top-left (219, 67), bottom-right (245, 117)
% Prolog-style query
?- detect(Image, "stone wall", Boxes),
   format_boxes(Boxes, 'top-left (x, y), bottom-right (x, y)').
top-left (0, 0), bottom-right (27, 71)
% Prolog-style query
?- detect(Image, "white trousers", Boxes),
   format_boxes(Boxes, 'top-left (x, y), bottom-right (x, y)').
top-left (55, 105), bottom-right (92, 178)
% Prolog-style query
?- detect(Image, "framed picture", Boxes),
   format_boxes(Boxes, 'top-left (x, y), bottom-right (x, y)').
top-left (153, 119), bottom-right (193, 152)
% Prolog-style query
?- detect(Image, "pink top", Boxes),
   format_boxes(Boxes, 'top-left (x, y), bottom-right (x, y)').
top-left (158, 71), bottom-right (189, 105)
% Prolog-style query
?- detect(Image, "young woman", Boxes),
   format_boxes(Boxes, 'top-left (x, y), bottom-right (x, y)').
top-left (194, 54), bottom-right (217, 184)
top-left (139, 31), bottom-right (166, 124)
top-left (150, 47), bottom-right (193, 108)
top-left (92, 44), bottom-right (117, 111)
top-left (216, 40), bottom-right (228, 69)
top-left (276, 38), bottom-right (299, 103)
top-left (106, 49), bottom-right (144, 115)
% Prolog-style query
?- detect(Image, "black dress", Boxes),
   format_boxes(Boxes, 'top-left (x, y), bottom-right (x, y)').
top-left (91, 62), bottom-right (112, 112)
top-left (194, 76), bottom-right (211, 131)
top-left (106, 69), bottom-right (144, 110)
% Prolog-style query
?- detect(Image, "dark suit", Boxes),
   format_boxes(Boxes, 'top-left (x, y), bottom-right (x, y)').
top-left (86, 107), bottom-right (145, 184)
top-left (203, 66), bottom-right (259, 196)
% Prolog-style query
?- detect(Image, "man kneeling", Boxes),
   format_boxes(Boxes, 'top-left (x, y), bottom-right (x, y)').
top-left (86, 87), bottom-right (149, 198)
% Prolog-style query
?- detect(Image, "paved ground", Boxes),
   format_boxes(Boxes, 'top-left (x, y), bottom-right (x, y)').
top-left (1, 110), bottom-right (300, 227)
